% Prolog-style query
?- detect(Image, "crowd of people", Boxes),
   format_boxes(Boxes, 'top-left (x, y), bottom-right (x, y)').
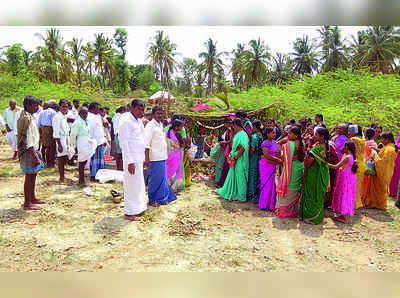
top-left (1, 96), bottom-right (400, 224)
top-left (210, 111), bottom-right (400, 224)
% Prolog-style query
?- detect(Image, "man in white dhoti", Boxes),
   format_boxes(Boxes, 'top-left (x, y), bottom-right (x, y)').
top-left (117, 99), bottom-right (147, 221)
top-left (53, 99), bottom-right (73, 183)
top-left (70, 107), bottom-right (97, 186)
top-left (3, 99), bottom-right (21, 159)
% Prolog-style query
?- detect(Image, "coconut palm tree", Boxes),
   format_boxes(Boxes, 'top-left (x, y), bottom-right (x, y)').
top-left (230, 43), bottom-right (246, 91)
top-left (67, 38), bottom-right (84, 87)
top-left (352, 26), bottom-right (400, 73)
top-left (198, 38), bottom-right (225, 95)
top-left (269, 53), bottom-right (296, 85)
top-left (93, 33), bottom-right (112, 90)
top-left (35, 27), bottom-right (63, 82)
top-left (83, 42), bottom-right (95, 88)
top-left (318, 26), bottom-right (349, 72)
top-left (56, 45), bottom-right (73, 84)
top-left (240, 38), bottom-right (271, 88)
top-left (291, 35), bottom-right (319, 75)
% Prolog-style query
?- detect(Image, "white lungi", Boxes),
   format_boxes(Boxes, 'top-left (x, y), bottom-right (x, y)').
top-left (77, 136), bottom-right (97, 162)
top-left (123, 162), bottom-right (147, 216)
top-left (6, 131), bottom-right (17, 152)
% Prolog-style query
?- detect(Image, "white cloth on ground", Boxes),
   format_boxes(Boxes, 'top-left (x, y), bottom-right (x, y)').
top-left (123, 162), bottom-right (147, 216)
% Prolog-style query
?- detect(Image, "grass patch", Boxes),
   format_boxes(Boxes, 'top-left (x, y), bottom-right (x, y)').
top-left (387, 208), bottom-right (400, 231)
top-left (141, 208), bottom-right (162, 223)
top-left (0, 166), bottom-right (22, 178)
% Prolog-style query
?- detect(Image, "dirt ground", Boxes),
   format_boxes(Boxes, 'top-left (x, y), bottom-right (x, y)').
top-left (1, 141), bottom-right (400, 272)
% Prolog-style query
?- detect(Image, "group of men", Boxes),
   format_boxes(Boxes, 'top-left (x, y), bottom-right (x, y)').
top-left (3, 96), bottom-right (176, 221)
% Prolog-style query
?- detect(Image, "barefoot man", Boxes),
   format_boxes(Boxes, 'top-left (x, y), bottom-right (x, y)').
top-left (4, 99), bottom-right (20, 159)
top-left (118, 99), bottom-right (147, 221)
top-left (144, 106), bottom-right (176, 207)
top-left (17, 96), bottom-right (45, 210)
top-left (53, 99), bottom-right (73, 183)
top-left (70, 107), bottom-right (97, 186)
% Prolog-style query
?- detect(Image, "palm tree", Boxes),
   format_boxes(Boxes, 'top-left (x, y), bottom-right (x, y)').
top-left (351, 26), bottom-right (400, 73)
top-left (198, 38), bottom-right (225, 95)
top-left (67, 38), bottom-right (84, 87)
top-left (35, 27), bottom-right (63, 82)
top-left (240, 38), bottom-right (271, 88)
top-left (269, 53), bottom-right (296, 85)
top-left (56, 45), bottom-right (73, 84)
top-left (147, 30), bottom-right (177, 89)
top-left (83, 43), bottom-right (95, 88)
top-left (93, 33), bottom-right (112, 90)
top-left (318, 26), bottom-right (349, 72)
top-left (230, 43), bottom-right (246, 91)
top-left (291, 35), bottom-right (319, 75)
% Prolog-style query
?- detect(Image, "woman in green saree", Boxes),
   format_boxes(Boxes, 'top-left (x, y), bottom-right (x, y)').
top-left (299, 127), bottom-right (330, 224)
top-left (216, 118), bottom-right (249, 202)
top-left (247, 120), bottom-right (263, 203)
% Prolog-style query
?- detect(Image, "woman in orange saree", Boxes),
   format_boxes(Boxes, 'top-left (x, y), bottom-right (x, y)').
top-left (362, 132), bottom-right (397, 210)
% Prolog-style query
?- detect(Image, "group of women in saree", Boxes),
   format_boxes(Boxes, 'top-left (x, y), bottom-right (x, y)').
top-left (212, 116), bottom-right (399, 225)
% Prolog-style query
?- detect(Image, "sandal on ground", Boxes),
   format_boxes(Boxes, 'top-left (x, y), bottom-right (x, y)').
top-left (124, 214), bottom-right (140, 221)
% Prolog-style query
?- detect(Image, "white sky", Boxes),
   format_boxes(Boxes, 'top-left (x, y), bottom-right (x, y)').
top-left (0, 26), bottom-right (365, 68)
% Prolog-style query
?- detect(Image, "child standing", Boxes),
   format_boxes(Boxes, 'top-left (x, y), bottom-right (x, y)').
top-left (328, 141), bottom-right (358, 224)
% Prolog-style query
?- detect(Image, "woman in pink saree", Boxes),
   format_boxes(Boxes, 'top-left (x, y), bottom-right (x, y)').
top-left (166, 120), bottom-right (184, 192)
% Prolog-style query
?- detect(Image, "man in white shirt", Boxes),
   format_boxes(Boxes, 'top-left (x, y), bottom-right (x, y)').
top-left (144, 106), bottom-right (176, 207)
top-left (17, 96), bottom-right (45, 210)
top-left (113, 106), bottom-right (126, 170)
top-left (3, 99), bottom-right (21, 159)
top-left (118, 99), bottom-right (147, 221)
top-left (87, 102), bottom-right (106, 182)
top-left (53, 99), bottom-right (74, 183)
top-left (72, 99), bottom-right (80, 117)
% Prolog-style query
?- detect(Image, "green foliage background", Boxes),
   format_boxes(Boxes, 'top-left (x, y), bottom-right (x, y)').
top-left (1, 69), bottom-right (399, 135)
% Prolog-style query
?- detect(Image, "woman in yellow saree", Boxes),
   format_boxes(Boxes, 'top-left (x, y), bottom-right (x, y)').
top-left (348, 124), bottom-right (366, 209)
top-left (362, 132), bottom-right (397, 210)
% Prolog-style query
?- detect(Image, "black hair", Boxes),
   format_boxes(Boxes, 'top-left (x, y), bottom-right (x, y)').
top-left (172, 113), bottom-right (183, 121)
top-left (73, 99), bottom-right (80, 104)
top-left (59, 98), bottom-right (69, 107)
top-left (50, 103), bottom-right (58, 110)
top-left (267, 118), bottom-right (276, 124)
top-left (23, 95), bottom-right (40, 109)
top-left (235, 110), bottom-right (245, 118)
top-left (89, 102), bottom-right (100, 111)
top-left (162, 119), bottom-right (169, 127)
top-left (82, 102), bottom-right (89, 108)
top-left (167, 119), bottom-right (184, 146)
top-left (289, 126), bottom-right (305, 162)
top-left (263, 127), bottom-right (275, 139)
top-left (377, 125), bottom-right (383, 131)
top-left (316, 127), bottom-right (330, 159)
top-left (306, 117), bottom-right (312, 122)
top-left (119, 106), bottom-right (126, 113)
top-left (115, 107), bottom-right (120, 114)
top-left (252, 120), bottom-right (262, 131)
top-left (315, 113), bottom-right (324, 122)
top-left (99, 107), bottom-right (104, 112)
top-left (103, 106), bottom-right (109, 111)
top-left (381, 132), bottom-right (395, 143)
top-left (224, 117), bottom-right (232, 123)
top-left (288, 119), bottom-right (296, 125)
top-left (131, 99), bottom-right (145, 108)
top-left (356, 125), bottom-right (363, 137)
top-left (126, 103), bottom-right (131, 109)
top-left (152, 106), bottom-right (164, 115)
top-left (365, 128), bottom-right (375, 140)
top-left (232, 118), bottom-right (244, 129)
top-left (344, 141), bottom-right (358, 174)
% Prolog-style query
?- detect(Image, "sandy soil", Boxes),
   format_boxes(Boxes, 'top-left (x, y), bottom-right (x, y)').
top-left (1, 141), bottom-right (400, 272)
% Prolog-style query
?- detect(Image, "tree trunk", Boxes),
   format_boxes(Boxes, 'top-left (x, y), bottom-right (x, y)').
top-left (89, 64), bottom-right (93, 88)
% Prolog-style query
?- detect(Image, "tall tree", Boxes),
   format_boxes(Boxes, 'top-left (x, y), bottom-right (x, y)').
top-left (291, 35), bottom-right (319, 75)
top-left (198, 38), bottom-right (224, 95)
top-left (318, 26), bottom-right (348, 72)
top-left (269, 52), bottom-right (296, 85)
top-left (113, 27), bottom-right (128, 59)
top-left (230, 43), bottom-right (246, 91)
top-left (67, 38), bottom-right (84, 87)
top-left (351, 26), bottom-right (400, 73)
top-left (240, 37), bottom-right (271, 88)
top-left (178, 57), bottom-right (198, 95)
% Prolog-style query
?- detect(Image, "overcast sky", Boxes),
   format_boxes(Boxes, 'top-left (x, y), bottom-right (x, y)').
top-left (0, 26), bottom-right (366, 68)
